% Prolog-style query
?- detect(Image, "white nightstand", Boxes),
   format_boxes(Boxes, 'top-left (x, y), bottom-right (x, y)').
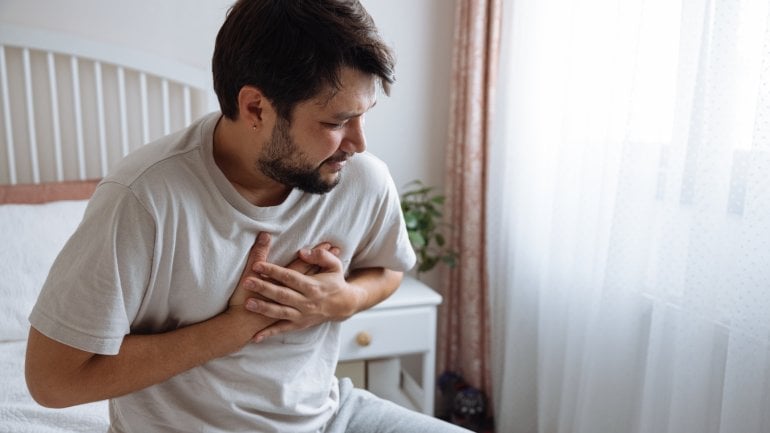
top-left (337, 276), bottom-right (442, 415)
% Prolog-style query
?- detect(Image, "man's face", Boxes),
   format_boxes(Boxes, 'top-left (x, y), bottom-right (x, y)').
top-left (256, 67), bottom-right (377, 194)
top-left (257, 117), bottom-right (340, 194)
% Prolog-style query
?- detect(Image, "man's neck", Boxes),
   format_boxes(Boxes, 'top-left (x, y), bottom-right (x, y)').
top-left (212, 116), bottom-right (292, 207)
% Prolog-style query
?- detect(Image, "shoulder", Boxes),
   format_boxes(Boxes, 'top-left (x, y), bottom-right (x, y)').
top-left (342, 151), bottom-right (394, 191)
top-left (327, 152), bottom-right (402, 215)
top-left (103, 113), bottom-right (218, 188)
top-left (95, 113), bottom-right (220, 208)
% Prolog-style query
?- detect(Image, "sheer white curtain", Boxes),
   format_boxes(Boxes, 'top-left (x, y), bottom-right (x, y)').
top-left (488, 0), bottom-right (770, 432)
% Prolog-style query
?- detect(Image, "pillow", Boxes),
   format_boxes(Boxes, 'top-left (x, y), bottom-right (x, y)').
top-left (0, 200), bottom-right (88, 341)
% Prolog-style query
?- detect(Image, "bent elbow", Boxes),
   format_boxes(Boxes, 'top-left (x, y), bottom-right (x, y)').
top-left (25, 328), bottom-right (90, 409)
top-left (26, 386), bottom-right (62, 409)
top-left (27, 391), bottom-right (70, 409)
top-left (25, 368), bottom-right (77, 409)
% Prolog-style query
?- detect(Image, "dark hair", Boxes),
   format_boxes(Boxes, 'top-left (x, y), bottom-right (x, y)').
top-left (213, 0), bottom-right (395, 121)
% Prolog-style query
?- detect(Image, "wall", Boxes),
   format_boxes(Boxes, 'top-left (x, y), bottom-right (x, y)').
top-left (359, 0), bottom-right (455, 191)
top-left (0, 0), bottom-right (455, 192)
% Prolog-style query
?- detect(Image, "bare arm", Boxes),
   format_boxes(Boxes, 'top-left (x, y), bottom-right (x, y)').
top-left (25, 308), bottom-right (271, 408)
top-left (343, 266), bottom-right (404, 313)
top-left (25, 232), bottom-right (278, 408)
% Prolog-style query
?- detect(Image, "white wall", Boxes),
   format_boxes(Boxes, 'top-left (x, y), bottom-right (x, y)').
top-left (0, 0), bottom-right (455, 192)
top-left (360, 0), bottom-right (455, 191)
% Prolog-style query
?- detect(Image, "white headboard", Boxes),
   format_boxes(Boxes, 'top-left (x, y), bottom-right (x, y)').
top-left (0, 24), bottom-right (214, 185)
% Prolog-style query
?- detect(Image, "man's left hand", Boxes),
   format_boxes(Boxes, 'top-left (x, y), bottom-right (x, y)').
top-left (244, 247), bottom-right (366, 342)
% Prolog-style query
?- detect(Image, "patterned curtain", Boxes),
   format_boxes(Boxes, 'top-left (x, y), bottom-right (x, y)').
top-left (438, 0), bottom-right (501, 419)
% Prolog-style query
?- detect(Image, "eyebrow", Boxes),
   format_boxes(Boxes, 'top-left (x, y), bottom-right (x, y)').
top-left (330, 100), bottom-right (378, 121)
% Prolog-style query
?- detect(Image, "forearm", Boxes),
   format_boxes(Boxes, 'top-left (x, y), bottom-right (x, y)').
top-left (26, 309), bottom-right (275, 408)
top-left (345, 267), bottom-right (403, 314)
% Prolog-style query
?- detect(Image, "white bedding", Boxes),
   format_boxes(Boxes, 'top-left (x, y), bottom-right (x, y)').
top-left (0, 341), bottom-right (109, 433)
top-left (0, 199), bottom-right (110, 432)
top-left (0, 200), bottom-right (89, 341)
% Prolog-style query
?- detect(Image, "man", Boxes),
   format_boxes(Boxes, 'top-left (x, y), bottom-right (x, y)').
top-left (25, 1), bottom-right (470, 432)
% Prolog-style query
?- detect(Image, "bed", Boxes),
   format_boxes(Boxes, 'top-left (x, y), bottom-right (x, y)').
top-left (0, 24), bottom-right (211, 432)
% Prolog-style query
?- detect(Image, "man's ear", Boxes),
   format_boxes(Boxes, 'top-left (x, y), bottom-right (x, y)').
top-left (237, 86), bottom-right (271, 128)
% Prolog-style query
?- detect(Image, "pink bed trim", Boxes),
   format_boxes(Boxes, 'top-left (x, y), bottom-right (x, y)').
top-left (0, 180), bottom-right (99, 204)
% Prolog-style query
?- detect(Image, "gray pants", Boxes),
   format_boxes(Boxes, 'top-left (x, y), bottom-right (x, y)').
top-left (324, 378), bottom-right (473, 433)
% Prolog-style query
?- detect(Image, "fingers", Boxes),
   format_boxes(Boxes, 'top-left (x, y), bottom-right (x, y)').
top-left (245, 293), bottom-right (303, 321)
top-left (253, 261), bottom-right (311, 295)
top-left (285, 242), bottom-right (332, 275)
top-left (245, 278), bottom-right (305, 310)
top-left (248, 232), bottom-right (272, 265)
top-left (282, 243), bottom-right (341, 276)
top-left (297, 247), bottom-right (343, 273)
top-left (240, 232), bottom-right (272, 281)
top-left (230, 232), bottom-right (272, 307)
top-left (238, 239), bottom-right (340, 307)
top-left (253, 321), bottom-right (299, 343)
top-left (237, 239), bottom-right (344, 344)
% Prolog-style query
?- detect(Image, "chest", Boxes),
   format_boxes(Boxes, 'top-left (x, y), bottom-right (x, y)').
top-left (130, 201), bottom-right (363, 331)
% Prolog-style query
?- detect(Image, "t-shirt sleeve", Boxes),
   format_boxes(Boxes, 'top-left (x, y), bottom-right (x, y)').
top-left (29, 182), bottom-right (155, 355)
top-left (349, 159), bottom-right (417, 272)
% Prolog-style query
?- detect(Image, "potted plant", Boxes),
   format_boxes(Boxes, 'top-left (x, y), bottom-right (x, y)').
top-left (400, 180), bottom-right (458, 275)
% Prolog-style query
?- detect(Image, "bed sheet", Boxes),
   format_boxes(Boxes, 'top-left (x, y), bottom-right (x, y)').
top-left (0, 340), bottom-right (109, 433)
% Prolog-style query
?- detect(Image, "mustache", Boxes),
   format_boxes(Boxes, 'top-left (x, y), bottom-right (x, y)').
top-left (324, 152), bottom-right (352, 164)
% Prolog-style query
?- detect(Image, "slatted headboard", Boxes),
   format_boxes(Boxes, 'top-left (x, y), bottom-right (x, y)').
top-left (0, 24), bottom-right (214, 186)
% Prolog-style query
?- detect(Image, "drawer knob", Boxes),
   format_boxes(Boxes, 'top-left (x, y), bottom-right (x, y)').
top-left (355, 331), bottom-right (372, 347)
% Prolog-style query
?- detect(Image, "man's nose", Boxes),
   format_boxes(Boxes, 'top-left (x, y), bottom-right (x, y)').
top-left (340, 117), bottom-right (366, 154)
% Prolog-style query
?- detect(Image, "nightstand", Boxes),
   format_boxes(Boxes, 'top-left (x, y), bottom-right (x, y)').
top-left (337, 276), bottom-right (442, 415)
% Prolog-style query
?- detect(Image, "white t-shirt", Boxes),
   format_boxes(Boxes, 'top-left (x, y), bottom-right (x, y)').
top-left (30, 112), bottom-right (416, 433)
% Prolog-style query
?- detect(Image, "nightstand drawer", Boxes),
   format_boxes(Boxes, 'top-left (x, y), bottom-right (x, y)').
top-left (339, 306), bottom-right (436, 361)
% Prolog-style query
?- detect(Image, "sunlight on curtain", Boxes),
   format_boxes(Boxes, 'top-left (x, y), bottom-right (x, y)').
top-left (488, 0), bottom-right (770, 432)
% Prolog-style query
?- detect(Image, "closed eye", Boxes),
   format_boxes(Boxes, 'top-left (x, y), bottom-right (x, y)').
top-left (322, 121), bottom-right (346, 130)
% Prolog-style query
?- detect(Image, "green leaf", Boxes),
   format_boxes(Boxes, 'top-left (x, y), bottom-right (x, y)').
top-left (418, 257), bottom-right (439, 273)
top-left (408, 231), bottom-right (426, 248)
top-left (403, 212), bottom-right (419, 229)
top-left (401, 179), bottom-right (458, 274)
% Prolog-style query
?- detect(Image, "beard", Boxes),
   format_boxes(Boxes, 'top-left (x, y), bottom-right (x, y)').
top-left (257, 117), bottom-right (342, 195)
